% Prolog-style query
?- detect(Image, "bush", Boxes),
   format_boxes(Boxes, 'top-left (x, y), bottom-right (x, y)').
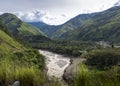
top-left (74, 63), bottom-right (120, 86)
top-left (15, 66), bottom-right (46, 86)
top-left (86, 49), bottom-right (120, 70)
top-left (0, 58), bottom-right (46, 86)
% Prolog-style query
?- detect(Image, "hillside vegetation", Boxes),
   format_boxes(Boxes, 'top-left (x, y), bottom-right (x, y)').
top-left (0, 13), bottom-right (52, 46)
top-left (0, 28), bottom-right (46, 85)
top-left (28, 40), bottom-right (100, 57)
top-left (29, 22), bottom-right (61, 37)
top-left (73, 48), bottom-right (120, 86)
top-left (0, 13), bottom-right (45, 38)
top-left (0, 19), bottom-right (47, 85)
top-left (0, 18), bottom-right (63, 86)
top-left (37, 6), bottom-right (120, 43)
top-left (1, 5), bottom-right (120, 86)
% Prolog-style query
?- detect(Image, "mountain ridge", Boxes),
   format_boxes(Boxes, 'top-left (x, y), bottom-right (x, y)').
top-left (56, 6), bottom-right (120, 43)
top-left (28, 21), bottom-right (62, 37)
top-left (0, 13), bottom-right (46, 38)
top-left (25, 5), bottom-right (120, 43)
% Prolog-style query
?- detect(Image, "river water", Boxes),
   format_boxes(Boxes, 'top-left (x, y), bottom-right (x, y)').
top-left (39, 50), bottom-right (70, 79)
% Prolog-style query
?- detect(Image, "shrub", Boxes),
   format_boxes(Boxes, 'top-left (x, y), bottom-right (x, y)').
top-left (85, 49), bottom-right (120, 70)
top-left (0, 58), bottom-right (46, 86)
top-left (74, 63), bottom-right (120, 86)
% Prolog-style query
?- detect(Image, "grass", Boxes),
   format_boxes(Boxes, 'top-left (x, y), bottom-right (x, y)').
top-left (0, 13), bottom-right (45, 36)
top-left (0, 58), bottom-right (46, 86)
top-left (0, 29), bottom-right (47, 86)
top-left (0, 29), bottom-right (62, 86)
top-left (0, 58), bottom-right (62, 86)
top-left (75, 63), bottom-right (89, 86)
top-left (75, 63), bottom-right (120, 86)
top-left (18, 23), bottom-right (43, 36)
top-left (0, 30), bottom-right (22, 49)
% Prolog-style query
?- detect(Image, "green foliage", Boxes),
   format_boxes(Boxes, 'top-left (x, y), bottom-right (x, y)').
top-left (0, 29), bottom-right (45, 69)
top-left (50, 6), bottom-right (120, 43)
top-left (51, 14), bottom-right (93, 39)
top-left (0, 18), bottom-right (11, 35)
top-left (29, 22), bottom-right (61, 37)
top-left (75, 64), bottom-right (89, 86)
top-left (85, 49), bottom-right (120, 70)
top-left (30, 40), bottom-right (99, 57)
top-left (0, 58), bottom-right (46, 86)
top-left (0, 13), bottom-right (45, 38)
top-left (0, 25), bottom-right (63, 86)
top-left (22, 35), bottom-right (52, 43)
top-left (75, 63), bottom-right (120, 86)
top-left (0, 28), bottom-right (47, 85)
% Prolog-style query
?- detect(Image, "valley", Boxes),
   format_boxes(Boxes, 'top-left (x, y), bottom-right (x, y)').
top-left (0, 1), bottom-right (120, 86)
top-left (29, 6), bottom-right (120, 43)
top-left (39, 50), bottom-right (70, 79)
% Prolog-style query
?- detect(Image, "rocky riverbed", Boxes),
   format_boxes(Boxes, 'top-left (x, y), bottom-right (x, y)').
top-left (39, 50), bottom-right (86, 86)
top-left (39, 50), bottom-right (70, 79)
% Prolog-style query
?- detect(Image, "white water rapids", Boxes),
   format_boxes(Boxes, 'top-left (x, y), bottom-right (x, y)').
top-left (39, 50), bottom-right (70, 79)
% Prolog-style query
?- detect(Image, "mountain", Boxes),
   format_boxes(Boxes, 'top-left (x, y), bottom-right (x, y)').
top-left (0, 13), bottom-right (45, 38)
top-left (28, 13), bottom-right (97, 39)
top-left (29, 14), bottom-right (95, 39)
top-left (29, 22), bottom-right (61, 37)
top-left (0, 27), bottom-right (23, 54)
top-left (51, 6), bottom-right (120, 43)
top-left (0, 18), bottom-right (24, 56)
top-left (0, 19), bottom-right (47, 86)
top-left (50, 14), bottom-right (97, 39)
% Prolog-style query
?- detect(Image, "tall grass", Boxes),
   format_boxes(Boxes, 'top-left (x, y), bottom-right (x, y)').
top-left (75, 63), bottom-right (120, 86)
top-left (75, 63), bottom-right (89, 86)
top-left (0, 58), bottom-right (46, 86)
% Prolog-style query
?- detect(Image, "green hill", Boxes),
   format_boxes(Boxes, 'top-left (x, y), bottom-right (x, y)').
top-left (0, 18), bottom-right (45, 69)
top-left (53, 6), bottom-right (120, 43)
top-left (50, 14), bottom-right (94, 39)
top-left (0, 19), bottom-right (47, 85)
top-left (29, 22), bottom-right (61, 37)
top-left (0, 13), bottom-right (45, 38)
top-left (0, 29), bottom-right (22, 54)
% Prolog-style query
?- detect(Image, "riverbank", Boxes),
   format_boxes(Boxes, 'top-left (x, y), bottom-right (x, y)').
top-left (63, 57), bottom-right (86, 85)
top-left (39, 49), bottom-right (86, 86)
top-left (39, 50), bottom-right (70, 79)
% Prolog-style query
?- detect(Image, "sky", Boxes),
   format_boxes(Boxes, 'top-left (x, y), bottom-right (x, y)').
top-left (0, 0), bottom-right (119, 25)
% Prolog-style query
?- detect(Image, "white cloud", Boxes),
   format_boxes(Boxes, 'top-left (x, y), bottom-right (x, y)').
top-left (42, 14), bottom-right (70, 25)
top-left (0, 0), bottom-right (118, 25)
top-left (15, 10), bottom-right (46, 22)
top-left (14, 10), bottom-right (70, 25)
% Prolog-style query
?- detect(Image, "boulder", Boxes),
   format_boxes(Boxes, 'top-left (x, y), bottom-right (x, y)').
top-left (13, 81), bottom-right (20, 86)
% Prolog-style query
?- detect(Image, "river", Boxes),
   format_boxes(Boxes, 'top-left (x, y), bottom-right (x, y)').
top-left (39, 50), bottom-right (70, 79)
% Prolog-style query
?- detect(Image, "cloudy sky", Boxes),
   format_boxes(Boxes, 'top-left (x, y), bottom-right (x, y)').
top-left (0, 0), bottom-right (119, 25)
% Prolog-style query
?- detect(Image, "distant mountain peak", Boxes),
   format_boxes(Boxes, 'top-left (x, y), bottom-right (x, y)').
top-left (114, 0), bottom-right (120, 6)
